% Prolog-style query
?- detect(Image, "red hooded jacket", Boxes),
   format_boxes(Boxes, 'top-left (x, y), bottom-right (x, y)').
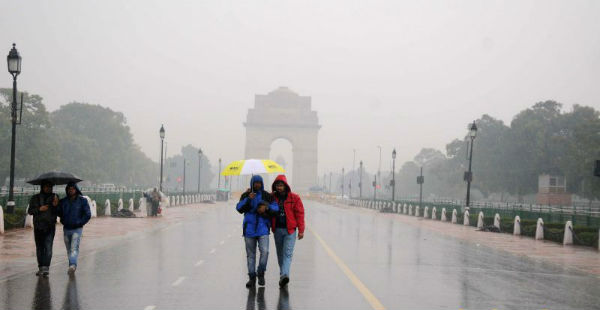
top-left (271, 175), bottom-right (305, 235)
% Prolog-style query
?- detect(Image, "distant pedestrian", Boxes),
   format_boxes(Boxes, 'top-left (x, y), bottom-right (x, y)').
top-left (150, 188), bottom-right (161, 216)
top-left (57, 182), bottom-right (91, 275)
top-left (28, 181), bottom-right (59, 276)
top-left (236, 175), bottom-right (278, 288)
top-left (271, 175), bottom-right (305, 288)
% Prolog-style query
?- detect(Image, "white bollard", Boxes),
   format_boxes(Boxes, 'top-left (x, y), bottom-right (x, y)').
top-left (408, 205), bottom-right (413, 215)
top-left (535, 218), bottom-right (544, 240)
top-left (128, 198), bottom-right (134, 212)
top-left (424, 206), bottom-right (429, 219)
top-left (0, 205), bottom-right (4, 234)
top-left (477, 211), bottom-right (484, 229)
top-left (415, 206), bottom-right (420, 217)
top-left (24, 205), bottom-right (34, 228)
top-left (175, 196), bottom-right (179, 205)
top-left (432, 207), bottom-right (437, 220)
top-left (441, 208), bottom-right (447, 222)
top-left (105, 199), bottom-right (111, 216)
top-left (463, 210), bottom-right (470, 226)
top-left (139, 198), bottom-right (147, 217)
top-left (513, 216), bottom-right (521, 235)
top-left (494, 214), bottom-right (501, 229)
top-left (563, 221), bottom-right (573, 245)
top-left (452, 209), bottom-right (457, 224)
top-left (403, 204), bottom-right (407, 214)
top-left (91, 200), bottom-right (97, 218)
top-left (118, 199), bottom-right (124, 211)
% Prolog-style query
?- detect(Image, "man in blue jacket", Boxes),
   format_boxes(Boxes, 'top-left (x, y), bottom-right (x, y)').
top-left (57, 182), bottom-right (91, 275)
top-left (236, 175), bottom-right (278, 288)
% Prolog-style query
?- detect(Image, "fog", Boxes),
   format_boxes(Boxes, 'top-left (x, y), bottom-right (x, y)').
top-left (1, 0), bottom-right (599, 178)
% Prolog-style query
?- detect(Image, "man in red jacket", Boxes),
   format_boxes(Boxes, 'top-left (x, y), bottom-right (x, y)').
top-left (271, 174), bottom-right (305, 288)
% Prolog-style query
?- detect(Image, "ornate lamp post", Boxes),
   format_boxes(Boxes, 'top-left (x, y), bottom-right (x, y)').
top-left (5, 44), bottom-right (22, 214)
top-left (359, 160), bottom-right (363, 198)
top-left (464, 121), bottom-right (478, 211)
top-left (197, 148), bottom-right (203, 193)
top-left (417, 167), bottom-right (424, 209)
top-left (159, 125), bottom-right (165, 192)
top-left (341, 168), bottom-right (345, 198)
top-left (391, 149), bottom-right (396, 201)
top-left (218, 158), bottom-right (222, 189)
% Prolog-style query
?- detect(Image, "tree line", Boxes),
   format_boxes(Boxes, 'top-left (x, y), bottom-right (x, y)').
top-left (0, 88), bottom-right (158, 188)
top-left (392, 101), bottom-right (600, 202)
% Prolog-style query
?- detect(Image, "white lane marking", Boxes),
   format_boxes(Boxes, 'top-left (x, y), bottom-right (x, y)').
top-left (144, 306), bottom-right (156, 310)
top-left (195, 260), bottom-right (204, 267)
top-left (209, 248), bottom-right (216, 254)
top-left (171, 276), bottom-right (186, 287)
top-left (219, 240), bottom-right (225, 245)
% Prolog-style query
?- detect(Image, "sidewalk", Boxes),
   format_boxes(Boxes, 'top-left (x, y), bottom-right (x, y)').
top-left (325, 200), bottom-right (600, 277)
top-left (0, 203), bottom-right (219, 281)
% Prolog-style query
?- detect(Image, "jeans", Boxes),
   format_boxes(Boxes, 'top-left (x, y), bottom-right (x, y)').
top-left (34, 227), bottom-right (56, 267)
top-left (63, 228), bottom-right (83, 266)
top-left (274, 228), bottom-right (296, 277)
top-left (244, 235), bottom-right (269, 276)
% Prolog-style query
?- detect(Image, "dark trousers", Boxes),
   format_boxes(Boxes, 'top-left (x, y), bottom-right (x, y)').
top-left (151, 203), bottom-right (159, 216)
top-left (34, 226), bottom-right (56, 267)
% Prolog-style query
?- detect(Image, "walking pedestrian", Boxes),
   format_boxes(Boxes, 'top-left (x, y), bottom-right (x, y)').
top-left (236, 175), bottom-right (278, 288)
top-left (28, 181), bottom-right (59, 276)
top-left (271, 175), bottom-right (305, 288)
top-left (57, 182), bottom-right (91, 275)
top-left (150, 188), bottom-right (160, 216)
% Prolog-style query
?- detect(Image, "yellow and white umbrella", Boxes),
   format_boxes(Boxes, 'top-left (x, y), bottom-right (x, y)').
top-left (221, 159), bottom-right (285, 176)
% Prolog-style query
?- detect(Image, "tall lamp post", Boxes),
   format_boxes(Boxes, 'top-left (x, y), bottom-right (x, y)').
top-left (341, 168), bottom-right (345, 198)
top-left (217, 158), bottom-right (222, 189)
top-left (464, 121), bottom-right (478, 211)
top-left (391, 149), bottom-right (396, 201)
top-left (373, 175), bottom-right (377, 201)
top-left (417, 167), bottom-right (424, 209)
top-left (376, 146), bottom-right (382, 200)
top-left (183, 158), bottom-right (187, 194)
top-left (159, 125), bottom-right (165, 193)
top-left (359, 160), bottom-right (363, 198)
top-left (6, 44), bottom-right (22, 214)
top-left (197, 148), bottom-right (203, 193)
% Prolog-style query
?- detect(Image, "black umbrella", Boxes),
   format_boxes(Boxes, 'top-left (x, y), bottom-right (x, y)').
top-left (26, 171), bottom-right (83, 186)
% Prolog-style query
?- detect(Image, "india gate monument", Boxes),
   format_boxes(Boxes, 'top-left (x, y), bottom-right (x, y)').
top-left (244, 87), bottom-right (320, 192)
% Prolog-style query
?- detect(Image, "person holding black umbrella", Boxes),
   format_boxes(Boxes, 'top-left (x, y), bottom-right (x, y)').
top-left (27, 181), bottom-right (59, 277)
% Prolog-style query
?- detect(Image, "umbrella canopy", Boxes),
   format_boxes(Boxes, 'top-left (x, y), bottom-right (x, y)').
top-left (26, 171), bottom-right (83, 186)
top-left (221, 159), bottom-right (285, 176)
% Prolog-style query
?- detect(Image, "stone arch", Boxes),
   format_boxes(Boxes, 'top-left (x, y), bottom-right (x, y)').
top-left (244, 87), bottom-right (320, 192)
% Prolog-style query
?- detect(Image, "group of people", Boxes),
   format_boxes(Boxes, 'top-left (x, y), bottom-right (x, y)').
top-left (236, 174), bottom-right (305, 289)
top-left (143, 188), bottom-right (162, 216)
top-left (28, 181), bottom-right (92, 276)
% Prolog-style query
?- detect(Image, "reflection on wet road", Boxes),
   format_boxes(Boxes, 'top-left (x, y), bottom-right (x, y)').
top-left (2, 200), bottom-right (600, 309)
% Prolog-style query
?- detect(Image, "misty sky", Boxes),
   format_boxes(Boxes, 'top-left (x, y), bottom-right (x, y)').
top-left (1, 0), bottom-right (599, 178)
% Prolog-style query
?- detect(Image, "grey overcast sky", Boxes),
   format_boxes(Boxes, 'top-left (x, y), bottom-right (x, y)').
top-left (1, 0), bottom-right (599, 177)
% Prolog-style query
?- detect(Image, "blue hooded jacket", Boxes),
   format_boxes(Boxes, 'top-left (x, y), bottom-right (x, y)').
top-left (58, 182), bottom-right (91, 230)
top-left (236, 175), bottom-right (278, 237)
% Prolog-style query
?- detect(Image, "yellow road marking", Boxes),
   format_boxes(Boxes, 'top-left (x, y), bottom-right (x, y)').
top-left (308, 227), bottom-right (386, 310)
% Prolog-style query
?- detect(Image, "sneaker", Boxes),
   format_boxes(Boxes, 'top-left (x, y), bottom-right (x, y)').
top-left (257, 274), bottom-right (265, 286)
top-left (36, 267), bottom-right (43, 276)
top-left (67, 265), bottom-right (76, 275)
top-left (245, 274), bottom-right (256, 288)
top-left (279, 275), bottom-right (289, 288)
top-left (42, 266), bottom-right (49, 277)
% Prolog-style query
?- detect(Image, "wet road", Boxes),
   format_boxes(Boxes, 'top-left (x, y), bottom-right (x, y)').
top-left (1, 200), bottom-right (600, 310)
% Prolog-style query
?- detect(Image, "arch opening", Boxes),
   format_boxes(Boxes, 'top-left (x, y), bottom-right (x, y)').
top-left (269, 138), bottom-right (293, 189)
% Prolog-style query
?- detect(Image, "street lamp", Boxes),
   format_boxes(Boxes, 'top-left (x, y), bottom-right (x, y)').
top-left (464, 121), bottom-right (478, 211)
top-left (183, 158), bottom-right (187, 194)
top-left (218, 158), bottom-right (222, 189)
top-left (159, 125), bottom-right (165, 193)
top-left (373, 175), bottom-right (377, 201)
top-left (359, 160), bottom-right (363, 198)
top-left (197, 148), bottom-right (203, 193)
top-left (341, 168), bottom-right (345, 198)
top-left (417, 167), bottom-right (424, 209)
top-left (391, 149), bottom-right (396, 201)
top-left (377, 146), bottom-right (382, 200)
top-left (5, 43), bottom-right (22, 214)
